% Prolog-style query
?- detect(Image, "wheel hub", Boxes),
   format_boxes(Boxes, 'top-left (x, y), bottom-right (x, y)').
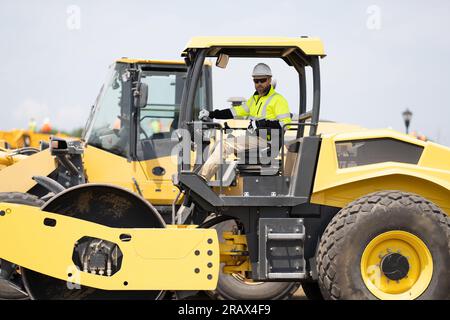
top-left (360, 230), bottom-right (433, 299)
top-left (380, 253), bottom-right (409, 281)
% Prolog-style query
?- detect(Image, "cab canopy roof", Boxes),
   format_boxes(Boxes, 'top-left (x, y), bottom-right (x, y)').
top-left (182, 36), bottom-right (326, 58)
top-left (115, 58), bottom-right (212, 66)
top-left (116, 58), bottom-right (186, 65)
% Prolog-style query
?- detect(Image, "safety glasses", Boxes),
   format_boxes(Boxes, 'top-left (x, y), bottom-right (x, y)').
top-left (253, 78), bottom-right (268, 84)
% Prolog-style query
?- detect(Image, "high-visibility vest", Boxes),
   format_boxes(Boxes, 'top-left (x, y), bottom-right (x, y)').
top-left (231, 86), bottom-right (291, 126)
top-left (28, 120), bottom-right (37, 132)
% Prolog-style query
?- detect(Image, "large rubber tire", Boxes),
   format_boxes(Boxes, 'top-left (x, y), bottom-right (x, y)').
top-left (0, 192), bottom-right (44, 300)
top-left (206, 219), bottom-right (301, 300)
top-left (317, 191), bottom-right (450, 300)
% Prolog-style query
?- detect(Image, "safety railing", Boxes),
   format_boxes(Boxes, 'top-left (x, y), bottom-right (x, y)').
top-left (186, 121), bottom-right (225, 194)
top-left (185, 113), bottom-right (318, 193)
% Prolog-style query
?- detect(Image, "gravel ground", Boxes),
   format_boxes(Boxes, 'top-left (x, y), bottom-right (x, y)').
top-left (187, 286), bottom-right (307, 300)
top-left (291, 287), bottom-right (307, 300)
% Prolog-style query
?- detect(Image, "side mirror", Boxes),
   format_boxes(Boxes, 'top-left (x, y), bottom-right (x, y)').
top-left (216, 53), bottom-right (229, 69)
top-left (138, 83), bottom-right (148, 108)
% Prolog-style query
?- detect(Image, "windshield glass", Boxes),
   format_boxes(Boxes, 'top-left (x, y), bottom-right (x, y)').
top-left (84, 62), bottom-right (130, 157)
top-left (136, 65), bottom-right (208, 161)
top-left (84, 62), bottom-right (210, 160)
top-left (138, 69), bottom-right (185, 140)
top-left (138, 68), bottom-right (206, 139)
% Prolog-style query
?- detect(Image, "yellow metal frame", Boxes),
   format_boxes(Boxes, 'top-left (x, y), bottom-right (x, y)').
top-left (116, 58), bottom-right (212, 66)
top-left (360, 231), bottom-right (433, 300)
top-left (311, 129), bottom-right (450, 215)
top-left (0, 150), bottom-right (27, 170)
top-left (0, 149), bottom-right (56, 193)
top-left (183, 36), bottom-right (325, 56)
top-left (83, 146), bottom-right (188, 205)
top-left (0, 203), bottom-right (219, 291)
top-left (219, 231), bottom-right (251, 275)
top-left (117, 58), bottom-right (186, 65)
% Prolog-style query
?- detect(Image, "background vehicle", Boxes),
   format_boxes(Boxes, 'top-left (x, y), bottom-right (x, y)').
top-left (0, 58), bottom-right (301, 300)
top-left (0, 129), bottom-right (72, 149)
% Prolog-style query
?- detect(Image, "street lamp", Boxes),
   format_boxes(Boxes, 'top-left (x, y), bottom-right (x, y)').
top-left (402, 108), bottom-right (413, 134)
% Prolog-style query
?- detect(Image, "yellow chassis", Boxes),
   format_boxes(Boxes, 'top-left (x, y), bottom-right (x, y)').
top-left (0, 203), bottom-right (219, 291)
top-left (311, 129), bottom-right (450, 215)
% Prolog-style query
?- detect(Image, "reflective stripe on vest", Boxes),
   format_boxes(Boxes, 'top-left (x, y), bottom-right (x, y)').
top-left (249, 93), bottom-right (279, 120)
top-left (248, 98), bottom-right (254, 109)
top-left (260, 93), bottom-right (278, 118)
top-left (276, 112), bottom-right (291, 120)
top-left (241, 101), bottom-right (250, 113)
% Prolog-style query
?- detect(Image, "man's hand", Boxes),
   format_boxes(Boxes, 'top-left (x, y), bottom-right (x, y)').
top-left (247, 119), bottom-right (258, 134)
top-left (198, 109), bottom-right (210, 121)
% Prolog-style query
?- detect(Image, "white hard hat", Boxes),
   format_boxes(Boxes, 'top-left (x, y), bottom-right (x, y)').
top-left (252, 63), bottom-right (272, 78)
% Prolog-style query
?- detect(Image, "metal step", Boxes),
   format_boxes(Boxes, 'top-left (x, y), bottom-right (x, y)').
top-left (268, 272), bottom-right (306, 280)
top-left (257, 218), bottom-right (306, 280)
top-left (267, 233), bottom-right (304, 240)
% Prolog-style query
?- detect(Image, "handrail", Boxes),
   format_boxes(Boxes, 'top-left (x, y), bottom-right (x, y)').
top-left (186, 121), bottom-right (224, 193)
top-left (297, 110), bottom-right (312, 122)
top-left (183, 120), bottom-right (319, 191)
top-left (186, 121), bottom-right (223, 129)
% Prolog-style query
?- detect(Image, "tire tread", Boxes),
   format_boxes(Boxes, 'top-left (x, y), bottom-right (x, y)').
top-left (317, 190), bottom-right (450, 300)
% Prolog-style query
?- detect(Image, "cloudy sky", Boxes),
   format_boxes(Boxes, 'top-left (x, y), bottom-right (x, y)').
top-left (1, 0), bottom-right (449, 146)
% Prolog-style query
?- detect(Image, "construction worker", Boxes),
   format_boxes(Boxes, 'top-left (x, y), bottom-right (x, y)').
top-left (150, 119), bottom-right (162, 135)
top-left (28, 118), bottom-right (37, 132)
top-left (198, 63), bottom-right (291, 180)
top-left (40, 118), bottom-right (52, 133)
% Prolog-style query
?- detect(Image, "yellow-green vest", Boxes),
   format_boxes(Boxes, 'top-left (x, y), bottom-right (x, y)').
top-left (231, 86), bottom-right (291, 126)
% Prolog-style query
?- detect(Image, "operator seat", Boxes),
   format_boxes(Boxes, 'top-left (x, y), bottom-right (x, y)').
top-left (236, 134), bottom-right (284, 176)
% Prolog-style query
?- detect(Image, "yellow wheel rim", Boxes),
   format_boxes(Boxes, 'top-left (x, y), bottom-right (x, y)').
top-left (360, 230), bottom-right (433, 300)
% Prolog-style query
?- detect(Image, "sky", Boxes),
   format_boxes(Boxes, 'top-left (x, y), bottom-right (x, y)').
top-left (1, 0), bottom-right (449, 146)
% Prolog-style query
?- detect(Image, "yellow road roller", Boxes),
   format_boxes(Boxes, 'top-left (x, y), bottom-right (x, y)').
top-left (0, 37), bottom-right (448, 300)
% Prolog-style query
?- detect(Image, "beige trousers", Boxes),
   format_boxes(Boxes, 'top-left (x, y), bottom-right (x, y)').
top-left (199, 134), bottom-right (267, 180)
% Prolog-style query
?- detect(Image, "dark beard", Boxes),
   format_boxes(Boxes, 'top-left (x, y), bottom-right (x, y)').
top-left (257, 84), bottom-right (271, 96)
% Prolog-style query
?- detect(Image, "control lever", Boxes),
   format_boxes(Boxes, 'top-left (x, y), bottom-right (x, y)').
top-left (224, 122), bottom-right (234, 138)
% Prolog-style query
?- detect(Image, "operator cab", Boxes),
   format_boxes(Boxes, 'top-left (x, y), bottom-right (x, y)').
top-left (176, 37), bottom-right (325, 204)
top-left (82, 59), bottom-right (212, 162)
